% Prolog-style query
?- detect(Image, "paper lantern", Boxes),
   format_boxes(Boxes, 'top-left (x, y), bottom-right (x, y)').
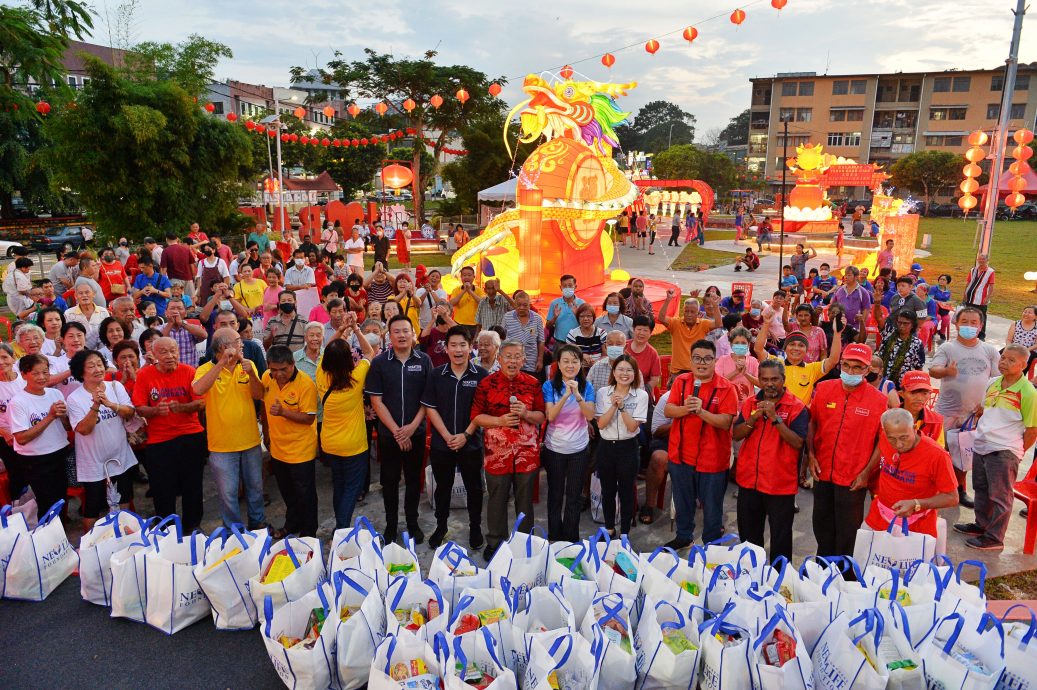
top-left (962, 163), bottom-right (981, 177)
top-left (1008, 176), bottom-right (1028, 192)
top-left (360, 138), bottom-right (369, 145)
top-left (312, 137), bottom-right (320, 146)
top-left (268, 130), bottom-right (276, 138)
top-left (204, 102), bottom-right (215, 113)
top-left (322, 105), bottom-right (334, 119)
top-left (341, 139), bottom-right (350, 147)
top-left (289, 133), bottom-right (298, 142)
top-left (1006, 192), bottom-right (1026, 208)
top-left (406, 127), bottom-right (417, 135)
top-left (245, 121), bottom-right (256, 130)
top-left (321, 138), bottom-right (330, 146)
top-left (1010, 160), bottom-right (1032, 176)
top-left (959, 178), bottom-right (979, 194)
top-left (964, 146), bottom-right (986, 163)
top-left (351, 138), bottom-right (359, 146)
top-left (381, 164), bottom-right (413, 189)
top-left (374, 102), bottom-right (388, 116)
top-left (402, 98), bottom-right (416, 113)
top-left (281, 134), bottom-right (290, 142)
top-left (488, 83), bottom-right (502, 97)
top-left (645, 39), bottom-right (660, 54)
top-left (456, 88), bottom-right (469, 104)
top-left (731, 8), bottom-right (746, 24)
top-left (226, 112), bottom-right (238, 122)
top-left (294, 106), bottom-right (306, 119)
top-left (1012, 145), bottom-right (1033, 161)
top-left (347, 103), bottom-right (360, 118)
top-left (35, 101), bottom-right (51, 115)
top-left (601, 53), bottom-right (615, 68)
top-left (958, 194), bottom-right (978, 211)
top-left (967, 130), bottom-right (989, 146)
top-left (430, 94), bottom-right (444, 109)
top-left (256, 124), bottom-right (266, 134)
top-left (683, 26), bottom-right (698, 42)
top-left (1014, 128), bottom-right (1034, 145)
top-left (771, 0), bottom-right (787, 8)
top-left (560, 65), bottom-right (574, 79)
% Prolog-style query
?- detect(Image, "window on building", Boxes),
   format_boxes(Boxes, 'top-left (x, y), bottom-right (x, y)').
top-left (846, 110), bottom-right (863, 122)
top-left (925, 135), bottom-right (964, 147)
top-left (894, 111), bottom-right (917, 129)
top-left (952, 76), bottom-right (971, 92)
top-left (929, 107), bottom-right (967, 121)
top-left (873, 111), bottom-right (894, 128)
top-left (991, 75), bottom-right (1004, 91)
top-left (877, 81), bottom-right (897, 102)
top-left (211, 102), bottom-right (224, 115)
top-left (830, 109), bottom-right (846, 122)
top-left (1016, 74), bottom-right (1030, 90)
top-left (779, 107), bottom-right (795, 122)
top-left (798, 81), bottom-right (814, 96)
top-left (750, 113), bottom-right (770, 129)
top-left (781, 82), bottom-right (798, 96)
top-left (67, 75), bottom-right (78, 87)
top-left (827, 132), bottom-right (861, 147)
top-left (832, 80), bottom-right (848, 95)
top-left (850, 79), bottom-right (867, 94)
top-left (899, 82), bottom-right (921, 102)
top-left (796, 108), bottom-right (812, 122)
top-left (987, 103), bottom-right (1001, 120)
top-left (933, 77), bottom-right (951, 93)
top-left (827, 132), bottom-right (844, 146)
top-left (1010, 103), bottom-right (1026, 119)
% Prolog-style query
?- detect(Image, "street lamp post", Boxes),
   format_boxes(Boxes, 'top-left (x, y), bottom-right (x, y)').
top-left (668, 123), bottom-right (675, 149)
top-left (778, 115), bottom-right (790, 290)
top-left (262, 98), bottom-right (297, 236)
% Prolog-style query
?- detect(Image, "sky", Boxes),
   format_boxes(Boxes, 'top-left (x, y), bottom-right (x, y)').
top-left (90, 0), bottom-right (1035, 134)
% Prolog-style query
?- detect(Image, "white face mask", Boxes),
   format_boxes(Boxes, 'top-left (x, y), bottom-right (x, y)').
top-left (294, 258), bottom-right (304, 268)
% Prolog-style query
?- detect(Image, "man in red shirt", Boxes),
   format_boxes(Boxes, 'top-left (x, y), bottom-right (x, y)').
top-left (187, 222), bottom-right (209, 245)
top-left (807, 343), bottom-right (888, 558)
top-left (470, 340), bottom-right (546, 561)
top-left (663, 339), bottom-right (738, 549)
top-left (862, 407), bottom-right (958, 538)
top-left (130, 336), bottom-right (206, 531)
top-left (159, 232), bottom-right (197, 302)
top-left (732, 359), bottom-right (810, 561)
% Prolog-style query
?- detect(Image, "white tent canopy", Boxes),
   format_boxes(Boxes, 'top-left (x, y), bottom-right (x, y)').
top-left (477, 178), bottom-right (517, 202)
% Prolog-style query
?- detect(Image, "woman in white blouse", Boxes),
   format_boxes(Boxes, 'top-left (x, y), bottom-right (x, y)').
top-left (0, 343), bottom-right (27, 497)
top-left (594, 354), bottom-right (649, 537)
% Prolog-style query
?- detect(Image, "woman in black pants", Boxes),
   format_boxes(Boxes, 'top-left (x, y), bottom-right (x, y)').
top-left (594, 355), bottom-right (650, 537)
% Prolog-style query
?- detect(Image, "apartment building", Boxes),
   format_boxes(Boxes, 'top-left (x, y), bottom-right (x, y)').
top-left (23, 40), bottom-right (128, 93)
top-left (747, 65), bottom-right (1037, 198)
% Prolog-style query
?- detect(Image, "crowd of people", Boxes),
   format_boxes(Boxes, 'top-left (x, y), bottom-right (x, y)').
top-left (0, 220), bottom-right (1035, 565)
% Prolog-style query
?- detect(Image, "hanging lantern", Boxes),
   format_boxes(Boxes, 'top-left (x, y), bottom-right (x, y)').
top-left (204, 102), bottom-right (215, 113)
top-left (645, 39), bottom-right (660, 54)
top-left (560, 65), bottom-right (574, 79)
top-left (288, 133), bottom-right (298, 142)
top-left (959, 178), bottom-right (979, 194)
top-left (360, 138), bottom-right (369, 145)
top-left (245, 121), bottom-right (256, 131)
top-left (321, 105), bottom-right (334, 119)
top-left (731, 8), bottom-right (747, 24)
top-left (381, 135), bottom-right (390, 143)
top-left (268, 130), bottom-right (276, 138)
top-left (406, 127), bottom-right (417, 135)
top-left (682, 26), bottom-right (698, 43)
top-left (1012, 145), bottom-right (1034, 161)
top-left (967, 130), bottom-right (989, 146)
top-left (1014, 128), bottom-right (1035, 145)
top-left (347, 103), bottom-right (360, 118)
top-left (456, 88), bottom-right (469, 104)
top-left (601, 53), bottom-right (615, 68)
top-left (281, 134), bottom-right (290, 142)
top-left (962, 162), bottom-right (981, 178)
top-left (771, 0), bottom-right (787, 8)
top-left (403, 98), bottom-right (416, 112)
top-left (35, 101), bottom-right (51, 115)
top-left (381, 164), bottom-right (413, 190)
top-left (374, 102), bottom-right (388, 116)
top-left (226, 112), bottom-right (238, 122)
top-left (332, 139), bottom-right (341, 147)
top-left (1006, 192), bottom-right (1026, 208)
top-left (321, 138), bottom-right (330, 146)
top-left (958, 194), bottom-right (978, 211)
top-left (488, 83), bottom-right (502, 97)
top-left (351, 138), bottom-right (359, 146)
top-left (341, 139), bottom-right (350, 147)
top-left (256, 124), bottom-right (266, 134)
top-left (1008, 176), bottom-right (1028, 192)
top-left (964, 146), bottom-right (986, 163)
top-left (1009, 160), bottom-right (1032, 176)
top-left (293, 106), bottom-right (306, 119)
top-left (430, 94), bottom-right (444, 109)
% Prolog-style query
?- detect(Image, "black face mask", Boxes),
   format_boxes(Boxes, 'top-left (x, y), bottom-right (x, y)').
top-left (278, 303), bottom-right (295, 315)
top-left (435, 316), bottom-right (446, 326)
top-left (866, 371), bottom-right (880, 383)
top-left (203, 250), bottom-right (213, 257)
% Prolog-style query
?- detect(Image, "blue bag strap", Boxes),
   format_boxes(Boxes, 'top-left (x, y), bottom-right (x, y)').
top-left (402, 531), bottom-right (417, 557)
top-left (351, 514), bottom-right (378, 537)
top-left (887, 516), bottom-right (911, 535)
top-left (887, 599), bottom-right (912, 643)
top-left (594, 594), bottom-right (626, 629)
top-left (152, 514), bottom-right (183, 541)
top-left (905, 559), bottom-right (946, 599)
top-left (263, 594), bottom-right (275, 638)
top-left (735, 545), bottom-right (759, 573)
top-left (388, 577), bottom-right (409, 612)
top-left (798, 555), bottom-right (832, 579)
top-left (828, 555), bottom-right (864, 583)
top-left (887, 568), bottom-right (901, 602)
top-left (383, 635), bottom-right (400, 675)
top-left (510, 512), bottom-right (526, 539)
top-left (546, 582), bottom-right (571, 615)
top-left (978, 612), bottom-right (1007, 656)
top-left (954, 559), bottom-right (987, 591)
top-left (228, 523), bottom-right (252, 551)
top-left (0, 504), bottom-right (11, 528)
top-left (655, 600), bottom-right (686, 629)
top-left (936, 613), bottom-right (967, 655)
top-left (204, 526), bottom-right (228, 551)
top-left (999, 604), bottom-right (1037, 643)
top-left (450, 594), bottom-right (476, 628)
top-left (452, 635), bottom-right (468, 674)
top-left (647, 546), bottom-right (679, 573)
top-left (526, 524), bottom-right (548, 555)
top-left (849, 609), bottom-right (884, 648)
top-left (620, 533), bottom-right (631, 551)
top-left (753, 610), bottom-right (791, 650)
top-left (257, 534), bottom-right (274, 565)
top-left (548, 633), bottom-right (574, 667)
top-left (481, 626), bottom-right (505, 668)
top-left (707, 563), bottom-right (737, 591)
top-left (698, 600), bottom-right (737, 636)
top-left (438, 541), bottom-right (473, 571)
top-left (283, 538), bottom-right (301, 568)
top-left (426, 578), bottom-right (445, 614)
top-left (333, 569), bottom-right (371, 600)
top-left (316, 582), bottom-right (331, 616)
top-left (705, 533), bottom-right (740, 548)
top-left (38, 499), bottom-right (66, 527)
top-left (189, 531), bottom-right (200, 566)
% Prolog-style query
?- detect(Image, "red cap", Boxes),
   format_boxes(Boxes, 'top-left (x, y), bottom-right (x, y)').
top-left (901, 370), bottom-right (933, 392)
top-left (841, 343), bottom-right (873, 365)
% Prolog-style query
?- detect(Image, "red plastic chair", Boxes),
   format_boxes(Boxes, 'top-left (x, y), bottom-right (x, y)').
top-left (0, 469), bottom-right (10, 506)
top-left (0, 315), bottom-right (12, 342)
top-left (1013, 460), bottom-right (1037, 555)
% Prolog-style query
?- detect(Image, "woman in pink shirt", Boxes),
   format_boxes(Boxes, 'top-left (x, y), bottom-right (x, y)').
top-left (261, 267), bottom-right (283, 327)
top-left (714, 327), bottom-right (759, 408)
top-left (790, 303), bottom-right (829, 363)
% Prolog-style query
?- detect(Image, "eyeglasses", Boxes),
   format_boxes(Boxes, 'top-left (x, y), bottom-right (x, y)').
top-left (691, 355), bottom-right (715, 364)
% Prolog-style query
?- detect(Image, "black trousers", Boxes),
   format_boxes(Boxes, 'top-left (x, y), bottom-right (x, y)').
top-left (23, 447), bottom-right (70, 521)
top-left (429, 447), bottom-right (484, 530)
top-left (668, 227), bottom-right (681, 246)
top-left (270, 458), bottom-right (318, 537)
top-left (146, 432), bottom-right (206, 532)
top-left (812, 480), bottom-right (867, 560)
top-left (378, 431), bottom-right (425, 532)
top-left (736, 487), bottom-right (796, 562)
top-left (542, 446), bottom-right (590, 542)
top-left (596, 438), bottom-right (640, 534)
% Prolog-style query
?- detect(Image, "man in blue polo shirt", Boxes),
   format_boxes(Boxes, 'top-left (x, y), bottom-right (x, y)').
top-left (421, 325), bottom-right (489, 549)
top-left (546, 274), bottom-right (584, 353)
top-left (365, 313), bottom-right (433, 544)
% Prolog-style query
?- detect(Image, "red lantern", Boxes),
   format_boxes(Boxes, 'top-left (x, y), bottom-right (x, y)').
top-left (488, 83), bottom-right (502, 97)
top-left (35, 101), bottom-right (51, 115)
top-left (430, 94), bottom-right (444, 109)
top-left (771, 0), bottom-right (787, 8)
top-left (1008, 176), bottom-right (1028, 192)
top-left (341, 139), bottom-right (350, 147)
top-left (294, 106), bottom-right (306, 119)
top-left (360, 138), bottom-right (369, 145)
top-left (456, 89), bottom-right (469, 104)
top-left (964, 146), bottom-right (986, 163)
top-left (1009, 160), bottom-right (1032, 176)
top-left (322, 105), bottom-right (334, 118)
top-left (402, 98), bottom-right (416, 112)
top-left (281, 134), bottom-right (289, 142)
top-left (268, 130), bottom-right (276, 138)
top-left (601, 53), bottom-right (615, 68)
top-left (312, 138), bottom-right (320, 146)
top-left (300, 136), bottom-right (309, 145)
top-left (347, 103), bottom-right (360, 118)
top-left (682, 26), bottom-right (698, 42)
top-left (958, 194), bottom-right (978, 211)
top-left (332, 139), bottom-right (341, 147)
top-left (959, 178), bottom-right (979, 194)
top-left (374, 102), bottom-right (388, 116)
top-left (226, 112), bottom-right (238, 122)
top-left (1012, 145), bottom-right (1034, 161)
top-left (731, 8), bottom-right (746, 24)
top-left (560, 65), bottom-right (574, 79)
top-left (381, 164), bottom-right (413, 190)
top-left (962, 162), bottom-right (981, 178)
top-left (645, 39), bottom-right (660, 54)
top-left (321, 138), bottom-right (330, 146)
top-left (967, 130), bottom-right (989, 147)
top-left (406, 127), bottom-right (417, 135)
top-left (256, 125), bottom-right (265, 134)
top-left (1014, 128), bottom-right (1035, 145)
top-left (245, 121), bottom-right (256, 131)
top-left (1006, 192), bottom-right (1026, 208)
top-left (204, 102), bottom-right (215, 113)
top-left (381, 135), bottom-right (390, 143)
top-left (351, 138), bottom-right (359, 146)
top-left (289, 133), bottom-right (298, 142)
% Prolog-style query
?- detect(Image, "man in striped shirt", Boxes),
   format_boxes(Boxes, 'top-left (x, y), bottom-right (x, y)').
top-left (963, 254), bottom-right (995, 340)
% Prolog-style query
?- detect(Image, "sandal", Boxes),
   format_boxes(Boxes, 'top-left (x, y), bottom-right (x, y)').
top-left (639, 506), bottom-right (656, 525)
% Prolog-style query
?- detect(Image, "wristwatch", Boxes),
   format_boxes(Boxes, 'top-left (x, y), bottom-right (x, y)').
top-left (913, 499), bottom-right (922, 513)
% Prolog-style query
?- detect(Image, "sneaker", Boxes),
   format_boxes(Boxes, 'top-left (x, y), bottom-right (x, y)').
top-left (965, 536), bottom-right (1003, 551)
top-left (734, 265), bottom-right (742, 272)
top-left (953, 522), bottom-right (983, 536)
top-left (408, 526), bottom-right (425, 545)
top-left (958, 489), bottom-right (975, 509)
top-left (428, 527), bottom-right (448, 550)
top-left (470, 526), bottom-right (485, 550)
top-left (663, 538), bottom-right (692, 551)
top-left (483, 543), bottom-right (498, 562)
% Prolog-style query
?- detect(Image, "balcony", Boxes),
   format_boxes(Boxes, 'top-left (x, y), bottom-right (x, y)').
top-left (750, 119), bottom-right (770, 131)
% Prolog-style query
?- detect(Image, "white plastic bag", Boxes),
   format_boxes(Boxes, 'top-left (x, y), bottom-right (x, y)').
top-left (79, 510), bottom-right (147, 607)
top-left (326, 516), bottom-right (383, 578)
top-left (385, 576), bottom-right (450, 643)
top-left (750, 608), bottom-right (815, 690)
top-left (368, 631), bottom-right (446, 690)
top-left (333, 569), bottom-right (387, 690)
top-left (702, 534), bottom-right (767, 583)
top-left (2, 499), bottom-right (77, 601)
top-left (10, 487), bottom-right (38, 530)
top-left (487, 513), bottom-right (549, 600)
top-left (634, 599), bottom-right (702, 690)
top-left (444, 626), bottom-right (519, 690)
top-left (109, 538), bottom-right (152, 622)
top-left (193, 524), bottom-right (269, 630)
top-left (998, 605), bottom-right (1037, 690)
top-left (144, 524), bottom-right (210, 634)
top-left (934, 558), bottom-right (988, 621)
top-left (249, 535), bottom-right (324, 611)
top-left (376, 533), bottom-right (422, 593)
top-left (589, 471), bottom-right (619, 525)
top-left (698, 602), bottom-right (754, 690)
top-left (513, 584), bottom-right (577, 645)
top-left (544, 541), bottom-right (597, 624)
top-left (587, 531), bottom-right (644, 607)
top-left (447, 587), bottom-right (516, 661)
top-left (428, 541), bottom-right (492, 611)
top-left (522, 631), bottom-right (601, 690)
top-left (917, 611), bottom-right (1006, 690)
top-left (946, 414), bottom-right (977, 472)
top-left (853, 517), bottom-right (936, 575)
top-left (262, 581), bottom-right (338, 690)
top-left (580, 592), bottom-right (638, 690)
top-left (425, 464), bottom-right (471, 510)
top-left (0, 505), bottom-right (29, 599)
top-left (811, 609), bottom-right (890, 690)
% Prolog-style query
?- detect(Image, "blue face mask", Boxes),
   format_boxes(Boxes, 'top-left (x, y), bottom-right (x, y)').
top-left (958, 325), bottom-right (979, 340)
top-left (750, 309), bottom-right (761, 318)
top-left (606, 345), bottom-right (624, 360)
top-left (606, 305), bottom-right (620, 315)
top-left (840, 372), bottom-right (864, 387)
top-left (561, 287), bottom-right (575, 299)
top-left (731, 343), bottom-right (749, 356)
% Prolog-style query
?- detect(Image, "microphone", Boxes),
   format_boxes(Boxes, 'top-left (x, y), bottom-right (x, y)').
top-left (692, 380), bottom-right (702, 399)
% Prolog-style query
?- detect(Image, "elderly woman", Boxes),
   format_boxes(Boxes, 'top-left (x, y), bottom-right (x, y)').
top-left (0, 343), bottom-right (27, 497)
top-left (566, 303), bottom-right (607, 368)
top-left (15, 322), bottom-right (46, 358)
top-left (294, 321), bottom-right (325, 381)
top-left (874, 307), bottom-right (927, 389)
top-left (475, 329), bottom-right (501, 373)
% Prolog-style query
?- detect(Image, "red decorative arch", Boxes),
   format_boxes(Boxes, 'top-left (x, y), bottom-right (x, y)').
top-left (632, 179), bottom-right (715, 227)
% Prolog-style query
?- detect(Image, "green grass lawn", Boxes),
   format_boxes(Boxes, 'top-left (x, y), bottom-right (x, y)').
top-left (914, 217), bottom-right (1036, 320)
top-left (388, 251), bottom-right (452, 269)
top-left (984, 568), bottom-right (1037, 599)
top-left (668, 230), bottom-right (742, 271)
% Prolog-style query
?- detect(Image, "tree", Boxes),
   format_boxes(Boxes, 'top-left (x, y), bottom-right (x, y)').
top-left (652, 144), bottom-right (740, 197)
top-left (323, 120), bottom-right (386, 199)
top-left (441, 112), bottom-right (535, 214)
top-left (890, 150), bottom-right (962, 214)
top-left (44, 57), bottom-right (253, 239)
top-left (125, 34), bottom-right (232, 98)
top-left (718, 109), bottom-right (750, 147)
top-left (615, 100), bottom-right (695, 153)
top-left (294, 49), bottom-right (505, 222)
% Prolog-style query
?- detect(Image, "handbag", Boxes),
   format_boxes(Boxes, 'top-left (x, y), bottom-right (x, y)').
top-left (2, 499), bottom-right (77, 601)
top-left (946, 414), bottom-right (979, 472)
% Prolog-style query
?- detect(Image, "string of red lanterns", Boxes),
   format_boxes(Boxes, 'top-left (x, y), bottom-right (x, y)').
top-left (958, 131), bottom-right (987, 215)
top-left (1006, 128), bottom-right (1034, 210)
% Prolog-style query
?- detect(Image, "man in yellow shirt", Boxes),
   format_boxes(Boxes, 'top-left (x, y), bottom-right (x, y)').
top-left (193, 327), bottom-right (266, 529)
top-left (754, 315), bottom-right (844, 405)
top-left (448, 265), bottom-right (484, 340)
top-left (657, 290), bottom-right (722, 374)
top-left (261, 345), bottom-right (319, 537)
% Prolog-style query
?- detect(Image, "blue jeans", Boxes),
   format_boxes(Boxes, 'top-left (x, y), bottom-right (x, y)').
top-left (208, 446), bottom-right (265, 529)
top-left (327, 450), bottom-right (369, 530)
top-left (669, 462), bottom-right (728, 543)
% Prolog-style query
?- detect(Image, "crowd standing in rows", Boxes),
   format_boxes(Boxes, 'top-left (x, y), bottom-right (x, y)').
top-left (1, 220), bottom-right (1035, 564)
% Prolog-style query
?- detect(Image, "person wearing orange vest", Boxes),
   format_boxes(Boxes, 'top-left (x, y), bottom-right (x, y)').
top-left (732, 359), bottom-right (810, 562)
top-left (807, 343), bottom-right (889, 559)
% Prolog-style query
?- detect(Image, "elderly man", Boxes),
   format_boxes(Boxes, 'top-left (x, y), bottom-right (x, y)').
top-left (64, 282), bottom-right (110, 349)
top-left (732, 359), bottom-right (810, 561)
top-left (284, 249), bottom-right (316, 292)
top-left (261, 345), bottom-right (319, 538)
top-left (264, 290), bottom-right (307, 352)
top-left (475, 279), bottom-right (512, 333)
top-left (201, 309), bottom-right (265, 370)
top-left (192, 327), bottom-right (266, 530)
top-left (161, 298), bottom-right (206, 367)
top-left (294, 322), bottom-right (325, 381)
top-left (831, 265), bottom-right (872, 328)
top-left (587, 330), bottom-right (629, 393)
top-left (71, 256), bottom-right (107, 307)
top-left (657, 291), bottom-right (722, 375)
top-left (963, 253), bottom-right (995, 340)
top-left (323, 298), bottom-right (349, 345)
top-left (131, 336), bottom-right (207, 532)
top-left (471, 339), bottom-right (546, 561)
top-left (502, 290), bottom-right (545, 374)
top-left (954, 344), bottom-right (1037, 551)
top-left (807, 343), bottom-right (889, 559)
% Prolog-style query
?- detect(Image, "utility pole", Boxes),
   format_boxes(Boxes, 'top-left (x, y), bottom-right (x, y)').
top-left (977, 0), bottom-right (1027, 257)
top-left (778, 115), bottom-right (790, 290)
top-left (668, 123), bottom-right (675, 149)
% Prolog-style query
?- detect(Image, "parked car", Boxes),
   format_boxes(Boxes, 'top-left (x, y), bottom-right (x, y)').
top-left (996, 202), bottom-right (1037, 220)
top-left (0, 239), bottom-right (25, 257)
top-left (924, 203), bottom-right (964, 218)
top-left (31, 225), bottom-right (87, 253)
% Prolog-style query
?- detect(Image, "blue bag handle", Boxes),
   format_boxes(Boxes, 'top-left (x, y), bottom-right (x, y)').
top-left (452, 635), bottom-right (468, 675)
top-left (1000, 604), bottom-right (1037, 644)
top-left (282, 537), bottom-right (302, 569)
top-left (548, 633), bottom-right (574, 667)
top-left (905, 560), bottom-right (947, 601)
top-left (798, 555), bottom-right (833, 579)
top-left (887, 516), bottom-right (911, 535)
top-left (936, 613), bottom-right (967, 655)
top-left (828, 555), bottom-right (865, 583)
top-left (754, 609), bottom-right (793, 651)
top-left (0, 504), bottom-right (11, 528)
top-left (38, 499), bottom-right (66, 527)
top-left (735, 545), bottom-right (759, 573)
top-left (387, 576), bottom-right (409, 612)
top-left (707, 563), bottom-right (737, 592)
top-left (263, 594), bottom-right (275, 638)
top-left (687, 544), bottom-right (707, 568)
top-left (204, 526), bottom-right (228, 551)
top-left (705, 533), bottom-right (741, 548)
top-left (954, 559), bottom-right (987, 591)
top-left (189, 530), bottom-right (201, 566)
top-left (849, 609), bottom-right (884, 649)
top-left (481, 626), bottom-right (505, 668)
top-left (316, 581), bottom-right (331, 618)
top-left (594, 593), bottom-right (627, 631)
top-left (698, 600), bottom-right (737, 636)
top-left (350, 515), bottom-right (379, 539)
top-left (508, 512), bottom-right (527, 540)
top-left (450, 594), bottom-right (476, 628)
top-left (930, 554), bottom-right (954, 569)
top-left (655, 600), bottom-right (687, 630)
top-left (560, 544), bottom-right (588, 578)
top-left (978, 611), bottom-right (1007, 656)
top-left (885, 568), bottom-right (901, 602)
top-left (383, 635), bottom-right (401, 675)
top-left (333, 569), bottom-right (371, 600)
top-left (769, 555), bottom-right (790, 590)
top-left (437, 541), bottom-right (475, 572)
top-left (151, 514), bottom-right (183, 541)
top-left (228, 523), bottom-right (253, 552)
top-left (887, 599), bottom-right (912, 643)
top-left (401, 531), bottom-right (417, 557)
